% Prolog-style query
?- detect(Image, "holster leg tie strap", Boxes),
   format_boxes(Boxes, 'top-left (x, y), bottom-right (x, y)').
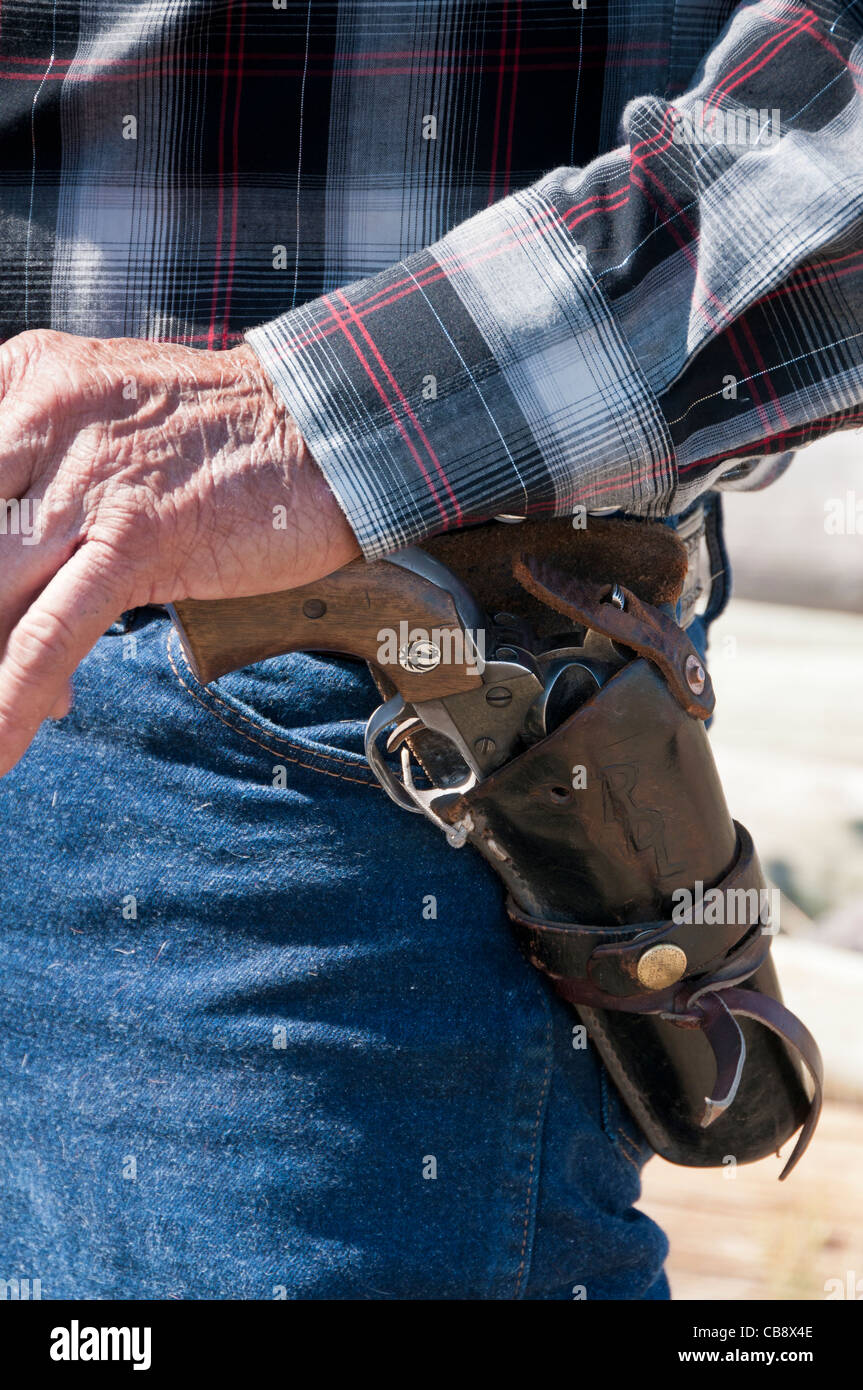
top-left (506, 896), bottom-right (823, 1180)
top-left (697, 986), bottom-right (823, 1180)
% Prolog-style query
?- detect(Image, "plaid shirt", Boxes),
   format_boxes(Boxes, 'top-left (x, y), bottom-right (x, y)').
top-left (2, 1), bottom-right (862, 557)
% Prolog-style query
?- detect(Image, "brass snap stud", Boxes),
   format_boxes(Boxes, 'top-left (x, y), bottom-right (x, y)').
top-left (636, 943), bottom-right (688, 990)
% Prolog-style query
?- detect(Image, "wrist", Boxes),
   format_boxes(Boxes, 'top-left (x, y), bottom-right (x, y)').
top-left (228, 341), bottom-right (361, 583)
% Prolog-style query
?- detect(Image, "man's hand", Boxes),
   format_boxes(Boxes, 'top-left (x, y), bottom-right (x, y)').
top-left (0, 328), bottom-right (360, 776)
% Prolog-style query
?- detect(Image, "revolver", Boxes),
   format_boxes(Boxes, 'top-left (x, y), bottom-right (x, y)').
top-left (170, 545), bottom-right (620, 843)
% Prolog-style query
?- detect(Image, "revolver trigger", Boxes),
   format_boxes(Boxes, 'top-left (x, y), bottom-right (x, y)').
top-left (385, 715), bottom-right (424, 754)
top-left (364, 695), bottom-right (477, 844)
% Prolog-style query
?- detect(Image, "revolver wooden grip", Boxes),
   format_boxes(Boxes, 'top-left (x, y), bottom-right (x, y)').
top-left (168, 557), bottom-right (483, 703)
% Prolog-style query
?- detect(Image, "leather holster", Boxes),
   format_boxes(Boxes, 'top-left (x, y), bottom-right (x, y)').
top-left (436, 556), bottom-right (822, 1177)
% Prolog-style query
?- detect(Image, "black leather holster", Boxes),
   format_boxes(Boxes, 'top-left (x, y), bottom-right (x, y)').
top-left (437, 558), bottom-right (822, 1178)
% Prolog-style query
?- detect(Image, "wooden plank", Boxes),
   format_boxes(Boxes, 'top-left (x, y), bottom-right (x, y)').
top-left (638, 1100), bottom-right (863, 1300)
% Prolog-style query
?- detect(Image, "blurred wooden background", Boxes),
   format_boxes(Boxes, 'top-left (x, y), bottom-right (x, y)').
top-left (638, 433), bottom-right (863, 1301)
top-left (639, 1102), bottom-right (863, 1300)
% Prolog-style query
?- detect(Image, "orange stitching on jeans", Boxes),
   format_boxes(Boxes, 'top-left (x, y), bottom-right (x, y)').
top-left (615, 1128), bottom-right (641, 1171)
top-left (513, 1010), bottom-right (554, 1298)
top-left (166, 631), bottom-right (380, 789)
top-left (169, 629), bottom-right (367, 770)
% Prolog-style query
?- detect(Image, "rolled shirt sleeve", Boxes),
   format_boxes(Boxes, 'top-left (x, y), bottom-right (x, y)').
top-left (246, 0), bottom-right (863, 558)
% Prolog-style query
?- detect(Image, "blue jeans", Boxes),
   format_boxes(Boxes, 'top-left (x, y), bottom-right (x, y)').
top-left (0, 506), bottom-right (727, 1301)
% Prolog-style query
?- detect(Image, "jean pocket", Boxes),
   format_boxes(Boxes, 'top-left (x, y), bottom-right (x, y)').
top-left (166, 624), bottom-right (382, 785)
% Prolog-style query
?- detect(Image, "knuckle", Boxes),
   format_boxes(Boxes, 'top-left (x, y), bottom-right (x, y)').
top-left (78, 535), bottom-right (140, 606)
top-left (8, 606), bottom-right (78, 674)
top-left (0, 698), bottom-right (37, 759)
top-left (86, 510), bottom-right (143, 561)
top-left (0, 330), bottom-right (107, 409)
top-left (1, 327), bottom-right (58, 375)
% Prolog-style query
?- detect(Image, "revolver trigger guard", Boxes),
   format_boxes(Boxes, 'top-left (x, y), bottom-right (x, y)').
top-left (364, 696), bottom-right (477, 846)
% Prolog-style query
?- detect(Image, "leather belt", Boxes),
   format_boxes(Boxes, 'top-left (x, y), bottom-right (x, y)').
top-left (423, 497), bottom-right (720, 637)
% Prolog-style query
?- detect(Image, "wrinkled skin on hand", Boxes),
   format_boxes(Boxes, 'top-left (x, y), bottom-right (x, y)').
top-left (0, 328), bottom-right (360, 775)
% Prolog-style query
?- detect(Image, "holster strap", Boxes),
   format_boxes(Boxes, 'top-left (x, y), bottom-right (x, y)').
top-left (512, 556), bottom-right (715, 719)
top-left (698, 987), bottom-right (823, 1180)
top-left (508, 823), bottom-right (762, 993)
